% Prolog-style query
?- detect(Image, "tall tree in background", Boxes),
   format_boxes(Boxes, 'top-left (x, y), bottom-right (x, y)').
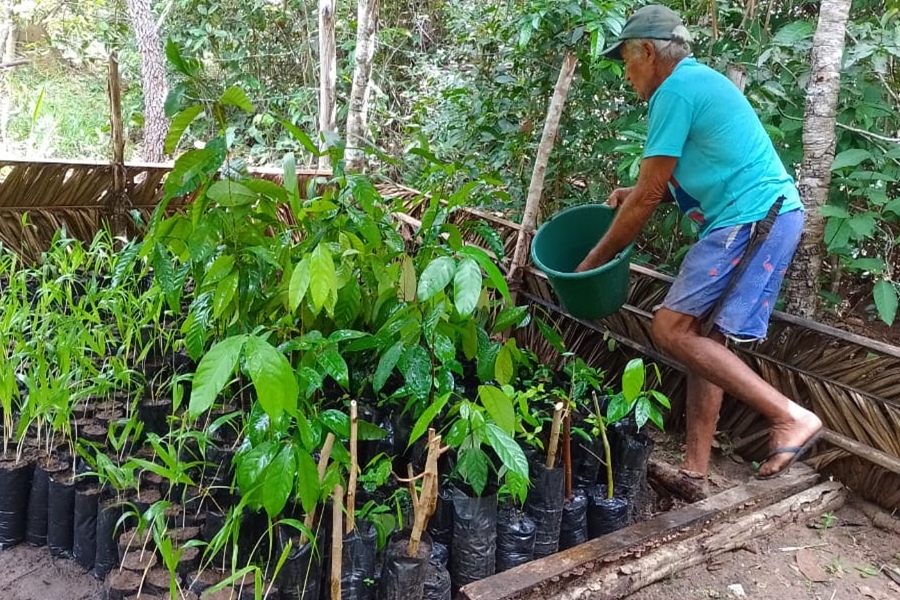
top-left (318, 0), bottom-right (336, 169)
top-left (783, 0), bottom-right (852, 319)
top-left (125, 0), bottom-right (167, 162)
top-left (345, 0), bottom-right (377, 172)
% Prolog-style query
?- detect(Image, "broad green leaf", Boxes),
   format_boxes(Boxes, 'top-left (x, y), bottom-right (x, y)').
top-left (444, 418), bottom-right (467, 448)
top-left (165, 38), bottom-right (195, 77)
top-left (461, 319), bottom-right (478, 360)
top-left (478, 385), bottom-right (515, 435)
top-left (280, 121), bottom-right (319, 156)
top-left (358, 420), bottom-right (388, 441)
top-left (458, 246), bottom-right (510, 302)
top-left (320, 409), bottom-right (350, 439)
top-left (848, 213), bottom-right (877, 239)
top-left (263, 444), bottom-right (295, 519)
top-left (634, 399), bottom-right (651, 430)
top-left (492, 306), bottom-right (529, 334)
top-left (417, 256), bottom-right (456, 301)
top-left (189, 335), bottom-right (245, 418)
top-left (373, 341), bottom-right (405, 393)
top-left (220, 86), bottom-right (254, 113)
top-left (206, 180), bottom-right (256, 207)
top-left (399, 254), bottom-right (417, 302)
top-left (647, 403), bottom-right (665, 431)
top-left (289, 258), bottom-right (311, 311)
top-left (534, 316), bottom-right (566, 354)
top-left (773, 21), bottom-right (815, 45)
top-left (622, 358), bottom-right (645, 403)
top-left (484, 423), bottom-right (529, 479)
top-left (295, 450), bottom-right (320, 514)
top-left (874, 280), bottom-right (898, 326)
top-left (884, 198), bottom-right (900, 217)
top-left (824, 218), bottom-right (853, 252)
top-left (819, 205), bottom-right (850, 219)
top-left (409, 393), bottom-right (450, 447)
top-left (606, 393), bottom-right (632, 423)
top-left (212, 271), bottom-right (238, 319)
top-left (432, 333), bottom-right (456, 363)
top-left (164, 105), bottom-right (203, 154)
top-left (203, 254), bottom-right (235, 286)
top-left (494, 343), bottom-right (514, 386)
top-left (453, 258), bottom-right (482, 318)
top-left (400, 345), bottom-right (432, 400)
top-left (243, 335), bottom-right (298, 419)
top-left (649, 389), bottom-right (671, 410)
top-left (243, 178), bottom-right (288, 202)
top-left (236, 440), bottom-right (275, 501)
top-left (317, 348), bottom-right (349, 389)
top-left (457, 446), bottom-right (489, 496)
top-left (309, 245), bottom-right (337, 315)
top-left (476, 327), bottom-right (500, 383)
top-left (846, 257), bottom-right (885, 274)
top-left (334, 281), bottom-right (362, 326)
top-left (831, 149), bottom-right (873, 171)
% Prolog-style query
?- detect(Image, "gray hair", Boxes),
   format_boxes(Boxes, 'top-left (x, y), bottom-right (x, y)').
top-left (624, 25), bottom-right (692, 62)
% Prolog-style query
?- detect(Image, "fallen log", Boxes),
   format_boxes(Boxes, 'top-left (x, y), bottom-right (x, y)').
top-left (647, 457), bottom-right (708, 503)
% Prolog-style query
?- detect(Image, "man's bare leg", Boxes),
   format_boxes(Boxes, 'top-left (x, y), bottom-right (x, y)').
top-left (682, 371), bottom-right (723, 476)
top-left (652, 308), bottom-right (822, 478)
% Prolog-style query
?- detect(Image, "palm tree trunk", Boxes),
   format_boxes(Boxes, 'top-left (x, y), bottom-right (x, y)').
top-left (782, 0), bottom-right (852, 319)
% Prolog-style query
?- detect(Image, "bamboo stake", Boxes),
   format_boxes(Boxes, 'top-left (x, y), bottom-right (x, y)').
top-left (593, 392), bottom-right (614, 499)
top-left (545, 402), bottom-right (565, 469)
top-left (346, 400), bottom-right (359, 534)
top-left (563, 409), bottom-right (573, 500)
top-left (300, 432), bottom-right (335, 545)
top-left (508, 52), bottom-right (579, 293)
top-left (408, 429), bottom-right (449, 558)
top-left (330, 484), bottom-right (344, 600)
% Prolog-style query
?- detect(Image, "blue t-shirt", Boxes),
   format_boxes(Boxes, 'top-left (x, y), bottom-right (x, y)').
top-left (643, 57), bottom-right (802, 237)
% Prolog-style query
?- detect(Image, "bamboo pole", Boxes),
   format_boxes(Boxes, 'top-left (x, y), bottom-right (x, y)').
top-left (346, 400), bottom-right (359, 534)
top-left (563, 410), bottom-right (573, 500)
top-left (545, 402), bottom-right (565, 469)
top-left (508, 53), bottom-right (579, 291)
top-left (408, 429), bottom-right (448, 557)
top-left (300, 432), bottom-right (335, 545)
top-left (330, 484), bottom-right (344, 600)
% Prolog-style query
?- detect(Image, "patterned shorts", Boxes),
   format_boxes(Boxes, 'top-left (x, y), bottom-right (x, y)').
top-left (660, 208), bottom-right (804, 341)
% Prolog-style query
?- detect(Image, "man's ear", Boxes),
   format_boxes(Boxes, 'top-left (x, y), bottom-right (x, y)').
top-left (642, 40), bottom-right (656, 61)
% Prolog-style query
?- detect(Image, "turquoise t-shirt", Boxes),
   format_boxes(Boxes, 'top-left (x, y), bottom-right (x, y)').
top-left (643, 57), bottom-right (802, 237)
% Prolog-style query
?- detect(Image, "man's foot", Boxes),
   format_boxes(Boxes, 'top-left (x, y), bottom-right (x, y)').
top-left (756, 410), bottom-right (823, 479)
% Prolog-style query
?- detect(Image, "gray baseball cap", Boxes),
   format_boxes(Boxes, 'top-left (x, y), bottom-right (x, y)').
top-left (602, 5), bottom-right (686, 60)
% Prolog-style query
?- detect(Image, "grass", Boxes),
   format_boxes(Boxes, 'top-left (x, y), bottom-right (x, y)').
top-left (4, 57), bottom-right (141, 160)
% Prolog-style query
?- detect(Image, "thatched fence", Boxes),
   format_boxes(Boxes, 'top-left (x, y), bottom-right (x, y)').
top-left (1, 158), bottom-right (898, 512)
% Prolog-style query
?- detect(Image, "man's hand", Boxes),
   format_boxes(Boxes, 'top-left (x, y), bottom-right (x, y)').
top-left (606, 186), bottom-right (634, 209)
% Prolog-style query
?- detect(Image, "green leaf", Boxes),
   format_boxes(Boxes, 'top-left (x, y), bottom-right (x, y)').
top-left (373, 341), bottom-right (404, 393)
top-left (399, 254), bottom-right (417, 302)
top-left (824, 217), bottom-right (853, 252)
top-left (478, 385), bottom-right (515, 435)
top-left (649, 389), bottom-right (671, 410)
top-left (874, 280), bottom-right (898, 326)
top-left (622, 358), bottom-right (645, 403)
top-left (358, 420), bottom-right (388, 441)
top-left (831, 149), bottom-right (873, 171)
top-left (409, 394), bottom-right (450, 447)
top-left (846, 257), bottom-right (885, 274)
top-left (461, 319), bottom-right (478, 360)
top-left (457, 446), bottom-right (489, 496)
top-left (884, 198), bottom-right (900, 217)
top-left (606, 393), bottom-right (632, 423)
top-left (280, 121), bottom-right (319, 156)
top-left (243, 335), bottom-right (298, 420)
top-left (164, 105), bottom-right (203, 155)
top-left (453, 258), bottom-right (482, 318)
top-left (417, 256), bottom-right (456, 301)
top-left (212, 271), bottom-right (238, 319)
top-left (206, 180), bottom-right (257, 206)
top-left (484, 423), bottom-right (528, 479)
top-left (848, 213), bottom-right (877, 239)
top-left (295, 450), bottom-right (320, 514)
top-left (203, 254), bottom-right (235, 287)
top-left (317, 348), bottom-right (349, 389)
top-left (534, 316), bottom-right (566, 354)
top-left (289, 258), bottom-right (311, 311)
top-left (236, 440), bottom-right (275, 502)
top-left (458, 246), bottom-right (510, 302)
top-left (309, 244), bottom-right (337, 315)
top-left (220, 86), bottom-right (254, 113)
top-left (819, 205), bottom-right (850, 219)
top-left (189, 335), bottom-right (245, 418)
top-left (320, 409), bottom-right (350, 438)
top-left (647, 403), bottom-right (665, 431)
top-left (400, 345), bottom-right (432, 400)
top-left (494, 343), bottom-right (514, 386)
top-left (773, 21), bottom-right (815, 45)
top-left (634, 399), bottom-right (651, 430)
top-left (492, 306), bottom-right (528, 334)
top-left (263, 444), bottom-right (295, 519)
top-left (165, 38), bottom-right (194, 77)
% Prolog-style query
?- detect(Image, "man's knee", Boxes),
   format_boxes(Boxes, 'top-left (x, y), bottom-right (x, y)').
top-left (651, 311), bottom-right (678, 353)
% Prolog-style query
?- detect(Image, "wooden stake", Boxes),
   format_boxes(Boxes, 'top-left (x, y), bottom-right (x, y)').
top-left (593, 392), bottom-right (614, 499)
top-left (562, 409), bottom-right (572, 500)
top-left (545, 402), bottom-right (565, 469)
top-left (508, 52), bottom-right (579, 295)
top-left (346, 400), bottom-right (359, 534)
top-left (408, 429), bottom-right (449, 558)
top-left (300, 432), bottom-right (335, 545)
top-left (330, 484), bottom-right (344, 600)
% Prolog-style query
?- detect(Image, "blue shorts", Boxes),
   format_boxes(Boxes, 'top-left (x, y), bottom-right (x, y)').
top-left (661, 209), bottom-right (804, 341)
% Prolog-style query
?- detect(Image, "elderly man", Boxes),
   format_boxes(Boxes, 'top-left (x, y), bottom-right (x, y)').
top-left (576, 5), bottom-right (822, 480)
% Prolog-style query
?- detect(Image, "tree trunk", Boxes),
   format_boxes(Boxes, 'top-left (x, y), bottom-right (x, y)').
top-left (0, 0), bottom-right (14, 151)
top-left (125, 0), bottom-right (168, 163)
top-left (783, 0), bottom-right (851, 318)
top-left (345, 0), bottom-right (378, 173)
top-left (318, 0), bottom-right (336, 169)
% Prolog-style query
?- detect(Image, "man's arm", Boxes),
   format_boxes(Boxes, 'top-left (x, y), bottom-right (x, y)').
top-left (576, 155), bottom-right (678, 272)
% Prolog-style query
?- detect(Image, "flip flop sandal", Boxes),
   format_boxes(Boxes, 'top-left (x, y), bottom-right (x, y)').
top-left (755, 428), bottom-right (823, 481)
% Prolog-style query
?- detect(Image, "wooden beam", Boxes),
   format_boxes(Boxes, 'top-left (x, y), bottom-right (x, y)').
top-left (459, 464), bottom-right (820, 600)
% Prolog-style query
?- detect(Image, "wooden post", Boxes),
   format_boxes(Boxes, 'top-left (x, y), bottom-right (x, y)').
top-left (330, 484), bottom-right (344, 600)
top-left (508, 53), bottom-right (579, 294)
top-left (562, 410), bottom-right (572, 500)
top-left (107, 52), bottom-right (128, 241)
top-left (408, 429), bottom-right (448, 557)
top-left (346, 400), bottom-right (359, 533)
top-left (545, 402), bottom-right (565, 469)
top-left (300, 432), bottom-right (335, 545)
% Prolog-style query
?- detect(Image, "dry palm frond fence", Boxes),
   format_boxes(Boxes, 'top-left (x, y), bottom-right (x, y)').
top-left (1, 158), bottom-right (898, 512)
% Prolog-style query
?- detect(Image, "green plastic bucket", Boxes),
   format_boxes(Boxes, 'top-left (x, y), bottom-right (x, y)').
top-left (530, 203), bottom-right (633, 320)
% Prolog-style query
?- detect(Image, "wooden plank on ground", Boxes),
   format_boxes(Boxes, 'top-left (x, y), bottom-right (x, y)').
top-left (458, 464), bottom-right (821, 600)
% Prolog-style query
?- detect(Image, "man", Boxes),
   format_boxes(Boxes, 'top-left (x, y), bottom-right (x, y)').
top-left (576, 5), bottom-right (823, 481)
